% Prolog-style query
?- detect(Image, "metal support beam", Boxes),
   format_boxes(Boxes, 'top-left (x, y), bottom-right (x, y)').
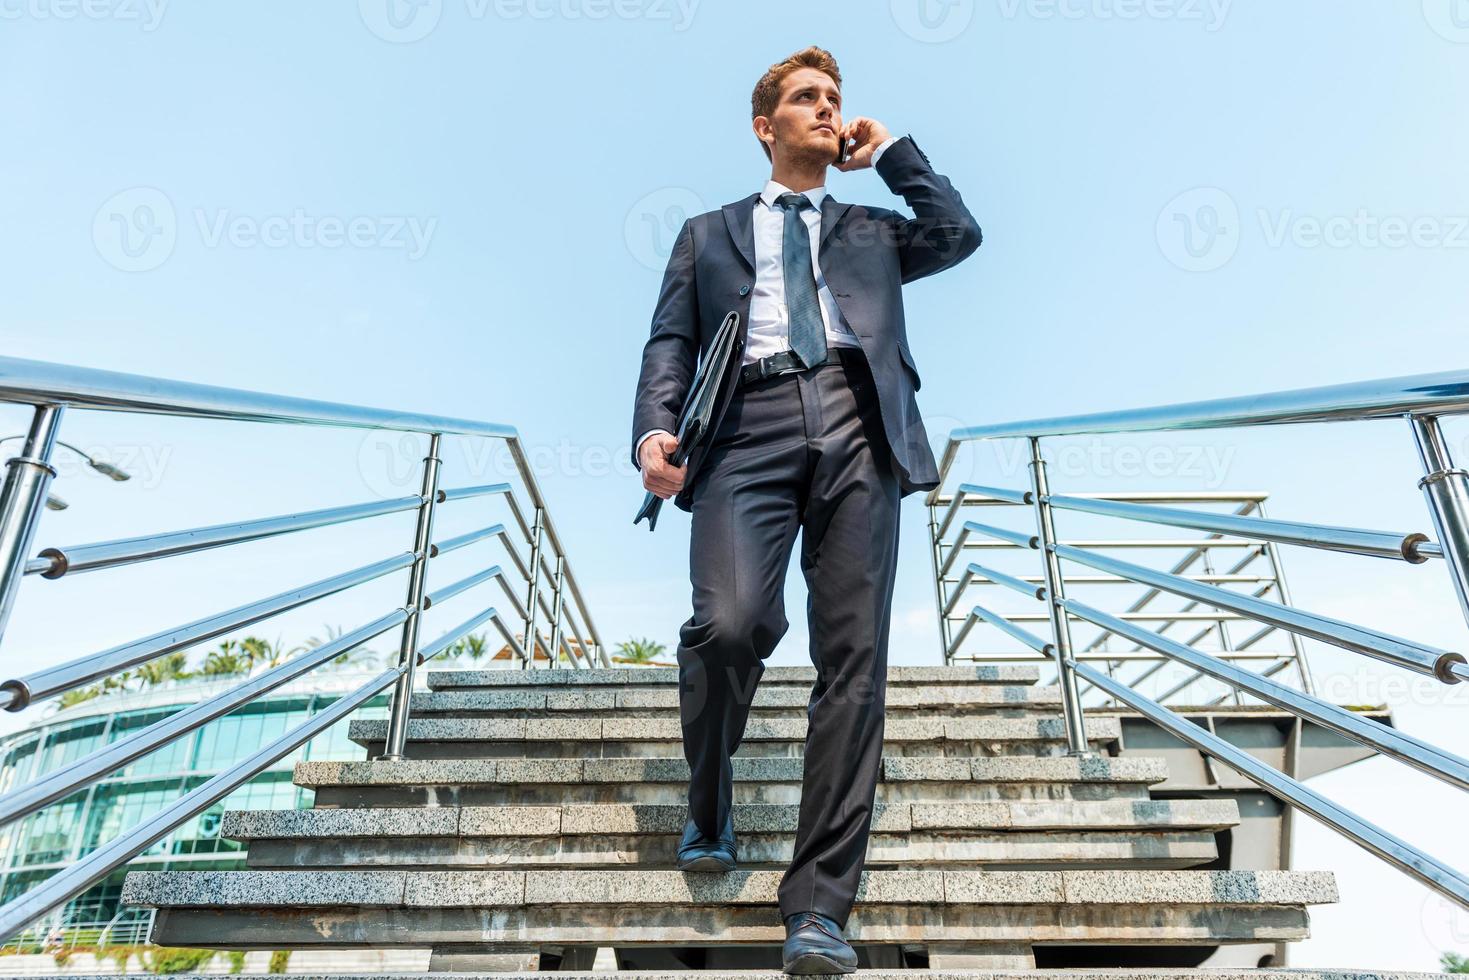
top-left (379, 433), bottom-right (443, 761)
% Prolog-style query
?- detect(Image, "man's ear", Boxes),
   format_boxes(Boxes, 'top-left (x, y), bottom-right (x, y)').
top-left (752, 116), bottom-right (775, 152)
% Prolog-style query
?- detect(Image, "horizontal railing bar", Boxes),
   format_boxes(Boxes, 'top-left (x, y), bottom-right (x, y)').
top-left (932, 490), bottom-right (1274, 506)
top-left (999, 611), bottom-right (1249, 623)
top-left (416, 606), bottom-right (501, 666)
top-left (948, 369), bottom-right (1469, 443)
top-left (964, 539), bottom-right (1265, 550)
top-left (953, 651), bottom-right (1289, 663)
top-left (0, 665), bottom-right (401, 939)
top-left (423, 565), bottom-right (502, 611)
top-left (430, 524), bottom-right (507, 559)
top-left (967, 563), bottom-right (1045, 601)
top-left (954, 483), bottom-right (1031, 505)
top-left (1082, 536), bottom-right (1259, 655)
top-left (966, 604), bottom-right (1053, 654)
top-left (945, 574), bottom-right (1272, 586)
top-left (25, 496), bottom-right (424, 579)
top-left (1071, 659), bottom-right (1469, 910)
top-left (0, 609), bottom-right (407, 828)
top-left (1236, 624), bottom-right (1279, 650)
top-left (939, 522), bottom-right (1034, 579)
top-left (0, 551), bottom-right (416, 711)
top-left (1204, 658), bottom-right (1295, 705)
top-left (437, 483), bottom-right (512, 504)
top-left (1045, 494), bottom-right (1435, 564)
top-left (0, 356), bottom-right (519, 441)
top-left (1054, 543), bottom-right (1467, 682)
top-left (962, 521), bottom-right (1038, 549)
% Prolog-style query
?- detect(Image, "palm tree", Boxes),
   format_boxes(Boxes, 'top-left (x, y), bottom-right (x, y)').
top-left (614, 637), bottom-right (667, 665)
top-left (133, 652), bottom-right (190, 688)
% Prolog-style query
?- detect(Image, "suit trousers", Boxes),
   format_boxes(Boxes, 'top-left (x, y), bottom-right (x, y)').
top-left (675, 345), bottom-right (901, 929)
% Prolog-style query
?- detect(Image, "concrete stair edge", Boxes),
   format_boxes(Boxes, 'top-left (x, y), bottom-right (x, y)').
top-left (292, 755), bottom-right (1171, 788)
top-left (122, 868), bottom-right (1339, 909)
top-left (220, 799), bottom-right (1242, 841)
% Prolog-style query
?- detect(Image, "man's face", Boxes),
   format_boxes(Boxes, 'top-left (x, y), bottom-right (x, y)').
top-left (759, 66), bottom-right (843, 164)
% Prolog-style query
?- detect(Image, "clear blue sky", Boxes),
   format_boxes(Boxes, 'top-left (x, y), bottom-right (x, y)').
top-left (2, 0), bottom-right (1468, 968)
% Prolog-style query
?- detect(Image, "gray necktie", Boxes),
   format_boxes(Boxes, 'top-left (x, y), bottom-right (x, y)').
top-left (774, 192), bottom-right (828, 369)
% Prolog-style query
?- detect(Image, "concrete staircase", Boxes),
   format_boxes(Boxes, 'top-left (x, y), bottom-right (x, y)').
top-left (120, 665), bottom-right (1348, 974)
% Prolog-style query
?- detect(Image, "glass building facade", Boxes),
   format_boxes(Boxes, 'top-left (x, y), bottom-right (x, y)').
top-left (0, 672), bottom-right (389, 936)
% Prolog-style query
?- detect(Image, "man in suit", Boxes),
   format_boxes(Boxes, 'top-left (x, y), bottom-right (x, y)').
top-left (629, 45), bottom-right (981, 975)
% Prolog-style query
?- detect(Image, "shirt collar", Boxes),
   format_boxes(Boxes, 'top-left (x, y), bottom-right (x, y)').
top-left (759, 179), bottom-right (828, 211)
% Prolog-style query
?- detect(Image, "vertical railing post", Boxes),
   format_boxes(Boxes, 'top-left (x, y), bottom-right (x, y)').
top-left (1027, 437), bottom-right (1091, 756)
top-left (522, 507), bottom-right (545, 670)
top-left (1411, 416), bottom-right (1469, 632)
top-left (547, 554), bottom-right (567, 669)
top-left (379, 432), bottom-right (443, 762)
top-left (1200, 549), bottom-right (1243, 705)
top-left (0, 405), bottom-right (64, 652)
top-left (1254, 501), bottom-right (1315, 696)
top-left (927, 502), bottom-right (952, 664)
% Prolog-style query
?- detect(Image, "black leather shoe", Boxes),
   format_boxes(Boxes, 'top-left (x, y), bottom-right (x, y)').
top-left (676, 810), bottom-right (736, 872)
top-left (782, 910), bottom-right (858, 974)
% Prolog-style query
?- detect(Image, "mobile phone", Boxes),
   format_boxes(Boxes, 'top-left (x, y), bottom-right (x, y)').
top-left (835, 132), bottom-right (850, 165)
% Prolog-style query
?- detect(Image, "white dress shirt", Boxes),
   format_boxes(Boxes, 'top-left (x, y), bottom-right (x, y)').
top-left (636, 136), bottom-right (899, 470)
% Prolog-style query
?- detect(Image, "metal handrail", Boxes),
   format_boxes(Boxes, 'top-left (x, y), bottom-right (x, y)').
top-left (926, 367), bottom-right (1469, 911)
top-left (0, 355), bottom-right (606, 937)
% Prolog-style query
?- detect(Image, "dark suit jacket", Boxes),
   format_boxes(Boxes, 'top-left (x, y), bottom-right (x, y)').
top-left (631, 135), bottom-right (982, 514)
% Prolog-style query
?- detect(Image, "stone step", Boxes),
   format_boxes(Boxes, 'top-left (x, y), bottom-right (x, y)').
top-left (57, 971), bottom-right (1461, 979)
top-left (408, 684), bottom-right (1062, 718)
top-left (345, 715), bottom-right (1122, 759)
top-left (425, 665), bottom-right (1041, 689)
top-left (295, 756), bottom-right (1170, 808)
top-left (226, 799), bottom-right (1237, 872)
top-left (124, 868), bottom-right (1337, 951)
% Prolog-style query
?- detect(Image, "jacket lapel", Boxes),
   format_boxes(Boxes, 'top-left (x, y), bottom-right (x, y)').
top-left (722, 193), bottom-right (761, 272)
top-left (819, 194), bottom-right (852, 249)
top-left (722, 190), bottom-right (854, 272)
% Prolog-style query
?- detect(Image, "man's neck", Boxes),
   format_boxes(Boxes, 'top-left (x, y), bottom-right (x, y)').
top-left (769, 158), bottom-right (827, 194)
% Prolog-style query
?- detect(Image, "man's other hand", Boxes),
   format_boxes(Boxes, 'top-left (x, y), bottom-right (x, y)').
top-left (640, 431), bottom-right (686, 499)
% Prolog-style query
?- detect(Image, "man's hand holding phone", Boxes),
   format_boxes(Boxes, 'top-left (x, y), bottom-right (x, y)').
top-left (639, 431), bottom-right (686, 500)
top-left (834, 116), bottom-right (891, 172)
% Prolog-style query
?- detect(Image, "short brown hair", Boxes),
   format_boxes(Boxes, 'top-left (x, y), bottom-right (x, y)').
top-left (751, 46), bottom-right (842, 162)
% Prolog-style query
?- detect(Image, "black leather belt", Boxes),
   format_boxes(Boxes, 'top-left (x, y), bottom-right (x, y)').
top-left (738, 346), bottom-right (859, 389)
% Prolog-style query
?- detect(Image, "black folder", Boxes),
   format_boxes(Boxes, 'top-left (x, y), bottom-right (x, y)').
top-left (634, 311), bottom-right (742, 531)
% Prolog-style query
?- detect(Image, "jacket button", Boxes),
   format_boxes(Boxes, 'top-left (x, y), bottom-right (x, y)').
top-left (739, 284), bottom-right (750, 296)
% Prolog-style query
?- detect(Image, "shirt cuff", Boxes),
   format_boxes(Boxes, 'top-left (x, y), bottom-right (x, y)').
top-left (634, 428), bottom-right (672, 471)
top-left (870, 135), bottom-right (901, 166)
